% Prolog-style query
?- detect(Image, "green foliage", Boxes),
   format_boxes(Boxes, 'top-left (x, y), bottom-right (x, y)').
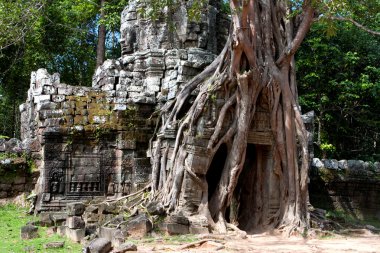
top-left (297, 21), bottom-right (380, 160)
top-left (0, 0), bottom-right (127, 138)
top-left (326, 209), bottom-right (380, 228)
top-left (311, 0), bottom-right (380, 37)
top-left (0, 78), bottom-right (23, 138)
top-left (124, 105), bottom-right (138, 130)
top-left (0, 0), bottom-right (44, 51)
top-left (94, 125), bottom-right (111, 142)
top-left (320, 143), bottom-right (336, 158)
top-left (102, 0), bottom-right (129, 30)
top-left (220, 0), bottom-right (231, 14)
top-left (22, 152), bottom-right (38, 173)
top-left (187, 0), bottom-right (208, 21)
top-left (0, 204), bottom-right (82, 252)
top-left (0, 152), bottom-right (19, 161)
top-left (0, 151), bottom-right (36, 175)
top-left (137, 0), bottom-right (207, 22)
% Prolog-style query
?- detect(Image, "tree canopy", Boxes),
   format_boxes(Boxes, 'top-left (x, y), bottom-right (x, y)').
top-left (0, 0), bottom-right (126, 137)
top-left (297, 21), bottom-right (380, 160)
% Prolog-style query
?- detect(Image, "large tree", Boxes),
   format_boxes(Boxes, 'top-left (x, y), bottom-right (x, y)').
top-left (147, 0), bottom-right (380, 234)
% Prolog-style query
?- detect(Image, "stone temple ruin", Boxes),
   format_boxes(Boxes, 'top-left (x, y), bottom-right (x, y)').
top-left (19, 0), bottom-right (229, 212)
top-left (7, 1), bottom-right (379, 243)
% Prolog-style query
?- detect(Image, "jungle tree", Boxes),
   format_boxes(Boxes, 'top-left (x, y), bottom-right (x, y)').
top-left (147, 0), bottom-right (380, 234)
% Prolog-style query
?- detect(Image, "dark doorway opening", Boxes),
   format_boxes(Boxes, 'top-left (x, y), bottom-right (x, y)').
top-left (206, 143), bottom-right (228, 201)
top-left (234, 144), bottom-right (274, 233)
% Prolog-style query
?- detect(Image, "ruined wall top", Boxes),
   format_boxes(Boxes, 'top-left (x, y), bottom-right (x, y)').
top-left (92, 1), bottom-right (229, 103)
top-left (120, 0), bottom-right (227, 55)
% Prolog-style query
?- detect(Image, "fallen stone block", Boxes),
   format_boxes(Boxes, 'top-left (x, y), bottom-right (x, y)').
top-left (39, 212), bottom-right (53, 227)
top-left (189, 215), bottom-right (209, 234)
top-left (113, 242), bottom-right (137, 252)
top-left (67, 216), bottom-right (85, 229)
top-left (111, 229), bottom-right (127, 248)
top-left (67, 202), bottom-right (85, 216)
top-left (21, 224), bottom-right (39, 239)
top-left (43, 241), bottom-right (65, 249)
top-left (84, 212), bottom-right (101, 223)
top-left (85, 224), bottom-right (98, 236)
top-left (66, 227), bottom-right (85, 243)
top-left (84, 237), bottom-right (112, 253)
top-left (57, 225), bottom-right (66, 237)
top-left (99, 226), bottom-right (118, 241)
top-left (126, 213), bottom-right (153, 238)
top-left (51, 212), bottom-right (68, 226)
top-left (146, 201), bottom-right (165, 215)
top-left (98, 202), bottom-right (118, 214)
top-left (165, 223), bottom-right (189, 235)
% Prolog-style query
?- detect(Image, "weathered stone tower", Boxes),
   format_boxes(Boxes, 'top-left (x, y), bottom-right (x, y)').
top-left (19, 0), bottom-right (229, 212)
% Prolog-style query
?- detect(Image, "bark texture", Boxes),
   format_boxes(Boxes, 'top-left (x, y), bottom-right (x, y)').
top-left (96, 0), bottom-right (106, 68)
top-left (150, 0), bottom-right (314, 234)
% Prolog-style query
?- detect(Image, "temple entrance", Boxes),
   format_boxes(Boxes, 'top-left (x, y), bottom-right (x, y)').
top-left (235, 144), bottom-right (276, 233)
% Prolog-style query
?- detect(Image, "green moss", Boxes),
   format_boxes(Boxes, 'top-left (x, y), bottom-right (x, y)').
top-left (95, 109), bottom-right (113, 116)
top-left (123, 106), bottom-right (138, 131)
top-left (65, 96), bottom-right (77, 101)
top-left (75, 101), bottom-right (87, 109)
top-left (22, 153), bottom-right (37, 173)
top-left (0, 153), bottom-right (29, 182)
top-left (94, 125), bottom-right (112, 142)
top-left (73, 115), bottom-right (85, 125)
top-left (87, 103), bottom-right (101, 110)
top-left (0, 204), bottom-right (82, 252)
top-left (0, 170), bottom-right (18, 184)
top-left (318, 168), bottom-right (345, 183)
top-left (77, 96), bottom-right (90, 102)
top-left (0, 152), bottom-right (18, 160)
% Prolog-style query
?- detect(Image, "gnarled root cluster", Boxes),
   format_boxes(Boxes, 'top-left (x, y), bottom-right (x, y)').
top-left (149, 0), bottom-right (314, 235)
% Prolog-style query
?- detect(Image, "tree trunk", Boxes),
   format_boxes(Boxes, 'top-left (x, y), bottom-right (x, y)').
top-left (96, 0), bottom-right (106, 68)
top-left (150, 0), bottom-right (314, 234)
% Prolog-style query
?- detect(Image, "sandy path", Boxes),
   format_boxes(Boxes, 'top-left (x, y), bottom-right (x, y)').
top-left (132, 233), bottom-right (380, 253)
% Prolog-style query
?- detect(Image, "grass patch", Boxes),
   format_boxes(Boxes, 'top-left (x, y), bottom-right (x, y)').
top-left (326, 209), bottom-right (380, 229)
top-left (163, 234), bottom-right (197, 244)
top-left (138, 233), bottom-right (198, 245)
top-left (0, 204), bottom-right (82, 253)
top-left (318, 233), bottom-right (337, 240)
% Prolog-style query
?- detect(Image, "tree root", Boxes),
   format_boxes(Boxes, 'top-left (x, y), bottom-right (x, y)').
top-left (105, 183), bottom-right (151, 203)
top-left (226, 223), bottom-right (247, 238)
top-left (179, 239), bottom-right (224, 250)
top-left (147, 0), bottom-right (313, 234)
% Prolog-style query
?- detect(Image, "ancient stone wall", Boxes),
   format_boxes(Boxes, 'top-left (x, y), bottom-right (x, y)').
top-left (309, 158), bottom-right (380, 220)
top-left (19, 69), bottom-right (156, 211)
top-left (17, 0), bottom-right (227, 211)
top-left (0, 138), bottom-right (39, 198)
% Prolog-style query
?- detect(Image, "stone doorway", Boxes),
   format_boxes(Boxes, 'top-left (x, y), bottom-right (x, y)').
top-left (234, 144), bottom-right (277, 233)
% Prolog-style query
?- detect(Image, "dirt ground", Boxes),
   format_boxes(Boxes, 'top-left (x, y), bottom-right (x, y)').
top-left (133, 232), bottom-right (380, 253)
